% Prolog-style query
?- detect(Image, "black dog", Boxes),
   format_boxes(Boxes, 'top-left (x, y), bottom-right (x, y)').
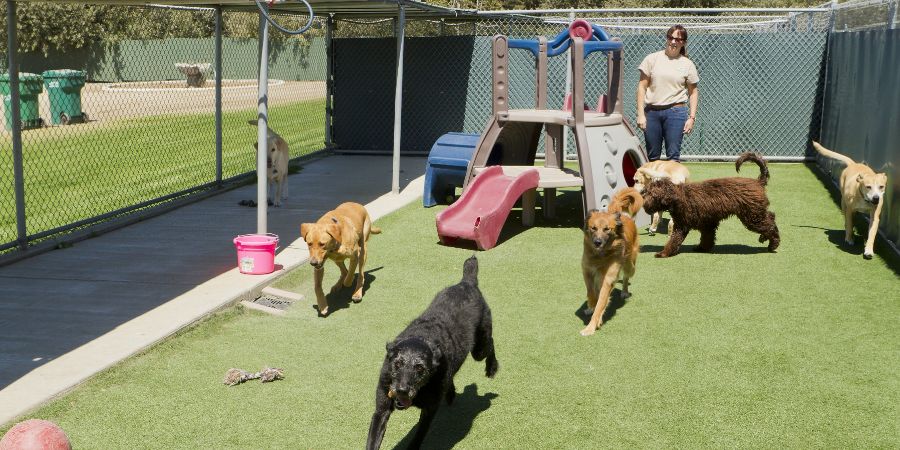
top-left (366, 256), bottom-right (499, 450)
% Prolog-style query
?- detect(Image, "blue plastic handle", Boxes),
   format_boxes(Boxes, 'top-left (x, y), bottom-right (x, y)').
top-left (506, 23), bottom-right (621, 58)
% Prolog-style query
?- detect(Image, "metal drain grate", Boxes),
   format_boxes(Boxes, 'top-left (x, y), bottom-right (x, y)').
top-left (252, 295), bottom-right (294, 311)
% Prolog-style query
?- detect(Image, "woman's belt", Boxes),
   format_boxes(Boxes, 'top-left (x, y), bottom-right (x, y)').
top-left (645, 102), bottom-right (687, 110)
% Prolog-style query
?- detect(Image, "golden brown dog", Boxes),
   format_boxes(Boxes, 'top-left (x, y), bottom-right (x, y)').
top-left (812, 141), bottom-right (888, 259)
top-left (632, 160), bottom-right (690, 235)
top-left (300, 202), bottom-right (381, 316)
top-left (580, 187), bottom-right (642, 337)
top-left (249, 120), bottom-right (290, 207)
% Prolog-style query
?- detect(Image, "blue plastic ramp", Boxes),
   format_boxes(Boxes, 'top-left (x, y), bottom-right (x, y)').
top-left (423, 132), bottom-right (480, 207)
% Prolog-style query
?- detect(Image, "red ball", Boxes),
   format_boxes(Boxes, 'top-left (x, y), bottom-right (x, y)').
top-left (0, 419), bottom-right (71, 450)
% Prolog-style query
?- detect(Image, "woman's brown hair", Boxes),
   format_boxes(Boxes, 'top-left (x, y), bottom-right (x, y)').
top-left (667, 25), bottom-right (688, 57)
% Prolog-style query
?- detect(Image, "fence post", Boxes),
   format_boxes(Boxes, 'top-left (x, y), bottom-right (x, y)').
top-left (888, 0), bottom-right (897, 30)
top-left (6, 0), bottom-right (27, 250)
top-left (828, 0), bottom-right (837, 32)
top-left (392, 6), bottom-right (406, 195)
top-left (215, 5), bottom-right (223, 186)
top-left (325, 15), bottom-right (334, 148)
top-left (256, 10), bottom-right (270, 234)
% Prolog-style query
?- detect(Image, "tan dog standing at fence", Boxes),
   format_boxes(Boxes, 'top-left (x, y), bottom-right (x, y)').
top-left (812, 141), bottom-right (888, 259)
top-left (249, 120), bottom-right (290, 207)
top-left (300, 202), bottom-right (381, 316)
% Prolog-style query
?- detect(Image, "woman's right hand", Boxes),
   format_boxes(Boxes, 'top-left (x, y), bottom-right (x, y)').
top-left (637, 115), bottom-right (646, 130)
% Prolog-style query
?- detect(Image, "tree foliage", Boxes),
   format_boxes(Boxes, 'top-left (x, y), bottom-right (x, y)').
top-left (0, 0), bottom-right (822, 56)
top-left (0, 2), bottom-right (315, 57)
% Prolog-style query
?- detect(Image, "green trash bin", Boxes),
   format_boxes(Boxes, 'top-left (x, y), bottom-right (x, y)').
top-left (0, 72), bottom-right (44, 130)
top-left (42, 69), bottom-right (86, 125)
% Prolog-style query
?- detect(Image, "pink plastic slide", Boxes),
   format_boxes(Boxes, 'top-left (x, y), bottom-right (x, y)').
top-left (435, 165), bottom-right (540, 250)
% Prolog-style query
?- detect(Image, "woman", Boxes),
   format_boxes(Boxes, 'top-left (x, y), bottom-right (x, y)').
top-left (636, 25), bottom-right (699, 162)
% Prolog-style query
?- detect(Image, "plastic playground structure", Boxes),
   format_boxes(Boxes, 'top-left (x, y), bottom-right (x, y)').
top-left (436, 20), bottom-right (650, 250)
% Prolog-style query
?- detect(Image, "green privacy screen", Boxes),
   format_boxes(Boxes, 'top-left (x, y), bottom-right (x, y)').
top-left (818, 29), bottom-right (899, 247)
top-left (332, 32), bottom-right (827, 159)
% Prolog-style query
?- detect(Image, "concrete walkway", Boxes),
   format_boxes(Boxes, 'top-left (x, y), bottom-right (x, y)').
top-left (0, 154), bottom-right (427, 426)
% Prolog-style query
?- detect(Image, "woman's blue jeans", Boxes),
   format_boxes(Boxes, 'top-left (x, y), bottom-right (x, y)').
top-left (643, 106), bottom-right (688, 161)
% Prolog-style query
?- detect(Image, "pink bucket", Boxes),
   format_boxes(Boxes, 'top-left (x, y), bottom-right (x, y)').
top-left (233, 233), bottom-right (279, 275)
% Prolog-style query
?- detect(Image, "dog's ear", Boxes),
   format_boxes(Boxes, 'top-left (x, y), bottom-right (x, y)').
top-left (326, 223), bottom-right (342, 243)
top-left (300, 223), bottom-right (311, 240)
top-left (584, 209), bottom-right (600, 229)
top-left (633, 167), bottom-right (646, 183)
top-left (857, 173), bottom-right (865, 183)
top-left (428, 342), bottom-right (442, 369)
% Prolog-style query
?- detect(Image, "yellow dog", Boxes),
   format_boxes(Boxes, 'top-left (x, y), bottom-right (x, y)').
top-left (300, 202), bottom-right (381, 316)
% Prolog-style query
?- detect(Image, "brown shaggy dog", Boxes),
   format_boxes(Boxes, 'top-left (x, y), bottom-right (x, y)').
top-left (642, 152), bottom-right (780, 258)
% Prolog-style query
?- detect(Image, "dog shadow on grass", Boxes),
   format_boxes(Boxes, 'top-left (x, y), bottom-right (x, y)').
top-left (311, 266), bottom-right (383, 316)
top-left (393, 383), bottom-right (498, 450)
top-left (795, 224), bottom-right (858, 254)
top-left (794, 224), bottom-right (900, 274)
top-left (640, 243), bottom-right (773, 256)
top-left (575, 290), bottom-right (629, 326)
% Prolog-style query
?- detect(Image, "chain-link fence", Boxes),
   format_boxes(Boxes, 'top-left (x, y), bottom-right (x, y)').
top-left (332, 11), bottom-right (831, 161)
top-left (2, 1), bottom-right (897, 258)
top-left (1, 4), bottom-right (326, 257)
top-left (831, 0), bottom-right (899, 31)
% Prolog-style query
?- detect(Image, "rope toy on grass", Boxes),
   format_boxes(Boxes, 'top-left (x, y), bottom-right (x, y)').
top-left (223, 367), bottom-right (284, 386)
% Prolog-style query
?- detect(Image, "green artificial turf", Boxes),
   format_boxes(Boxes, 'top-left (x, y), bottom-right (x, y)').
top-left (0, 99), bottom-right (324, 242)
top-left (5, 162), bottom-right (898, 448)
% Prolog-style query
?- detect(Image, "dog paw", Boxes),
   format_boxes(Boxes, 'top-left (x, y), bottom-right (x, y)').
top-left (654, 252), bottom-right (668, 258)
top-left (863, 251), bottom-right (874, 260)
top-left (351, 293), bottom-right (363, 303)
top-left (582, 307), bottom-right (594, 315)
top-left (647, 229), bottom-right (656, 236)
top-left (317, 306), bottom-right (329, 317)
top-left (620, 291), bottom-right (632, 300)
top-left (486, 358), bottom-right (499, 378)
top-left (579, 327), bottom-right (597, 336)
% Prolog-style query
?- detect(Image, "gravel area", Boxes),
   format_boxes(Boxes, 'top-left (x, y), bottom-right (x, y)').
top-left (35, 80), bottom-right (325, 124)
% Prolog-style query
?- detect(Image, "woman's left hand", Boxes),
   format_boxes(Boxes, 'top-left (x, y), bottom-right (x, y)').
top-left (683, 117), bottom-right (695, 135)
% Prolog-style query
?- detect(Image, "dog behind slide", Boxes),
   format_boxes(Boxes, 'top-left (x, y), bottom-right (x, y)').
top-left (366, 256), bottom-right (498, 450)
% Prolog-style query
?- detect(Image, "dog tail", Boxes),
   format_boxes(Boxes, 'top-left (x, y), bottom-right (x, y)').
top-left (811, 141), bottom-right (856, 166)
top-left (735, 151), bottom-right (770, 186)
top-left (462, 255), bottom-right (478, 285)
top-left (608, 187), bottom-right (643, 217)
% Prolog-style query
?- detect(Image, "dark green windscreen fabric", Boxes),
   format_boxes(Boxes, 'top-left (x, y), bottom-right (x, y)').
top-left (818, 29), bottom-right (899, 247)
top-left (332, 33), bottom-right (827, 158)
